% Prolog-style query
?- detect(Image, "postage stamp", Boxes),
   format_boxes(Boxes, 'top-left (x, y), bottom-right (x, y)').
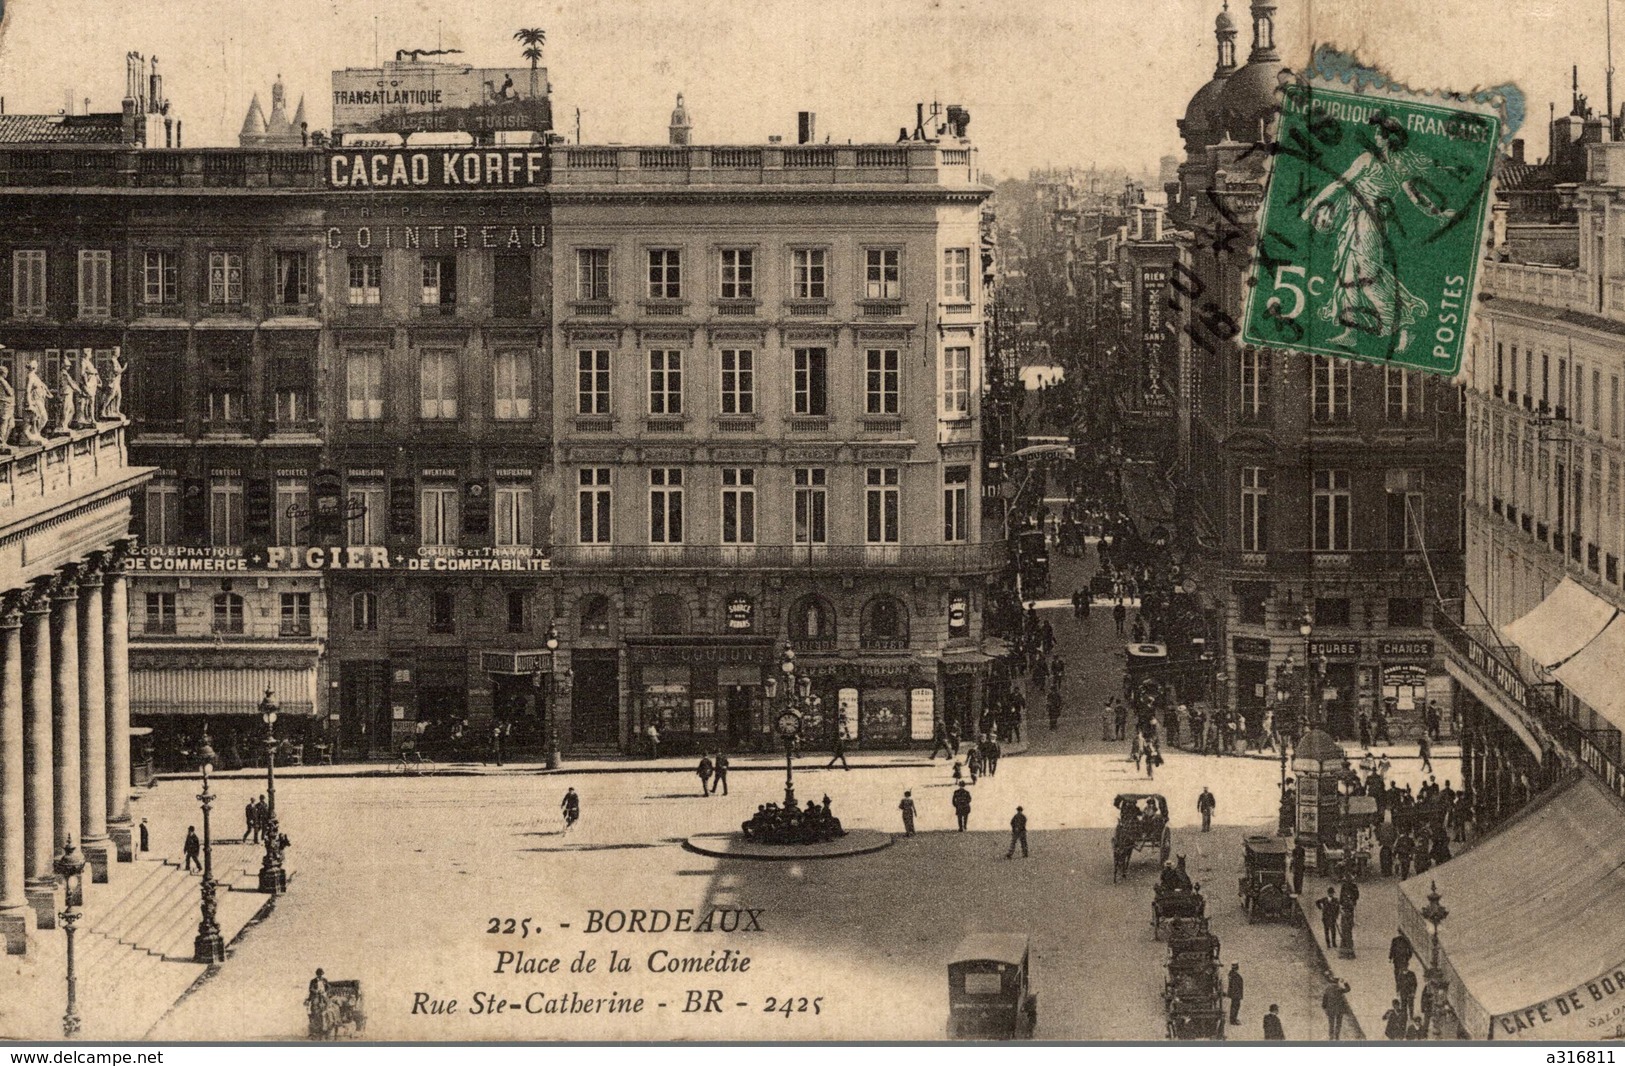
top-left (1240, 50), bottom-right (1516, 376)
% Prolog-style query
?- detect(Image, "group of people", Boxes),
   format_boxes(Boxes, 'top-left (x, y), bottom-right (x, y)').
top-left (243, 793), bottom-right (273, 842)
top-left (740, 796), bottom-right (844, 845)
top-left (951, 734), bottom-right (1004, 785)
top-left (1312, 870), bottom-right (1364, 956)
top-left (1383, 929), bottom-right (1440, 1038)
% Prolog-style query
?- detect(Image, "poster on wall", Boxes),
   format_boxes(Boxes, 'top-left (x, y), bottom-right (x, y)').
top-left (861, 691), bottom-right (907, 742)
top-left (692, 698), bottom-right (715, 733)
top-left (910, 688), bottom-right (935, 740)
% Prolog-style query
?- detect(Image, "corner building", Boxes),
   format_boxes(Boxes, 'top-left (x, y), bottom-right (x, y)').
top-left (549, 141), bottom-right (1000, 754)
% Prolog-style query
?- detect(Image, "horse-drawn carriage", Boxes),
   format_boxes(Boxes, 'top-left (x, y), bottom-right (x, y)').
top-left (1111, 793), bottom-right (1171, 882)
top-left (307, 976), bottom-right (365, 1040)
top-left (1152, 882), bottom-right (1206, 941)
top-left (1163, 922), bottom-right (1226, 1040)
top-left (1237, 835), bottom-right (1295, 922)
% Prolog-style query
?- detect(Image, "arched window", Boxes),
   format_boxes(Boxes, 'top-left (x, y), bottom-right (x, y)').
top-left (649, 593), bottom-right (687, 635)
top-left (861, 595), bottom-right (909, 645)
top-left (212, 592), bottom-right (244, 634)
top-left (351, 591), bottom-right (378, 632)
top-left (579, 594), bottom-right (611, 637)
top-left (789, 595), bottom-right (836, 642)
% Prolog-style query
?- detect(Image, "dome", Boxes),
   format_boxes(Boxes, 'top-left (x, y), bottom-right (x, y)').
top-left (1181, 75), bottom-right (1231, 148)
top-left (1217, 54), bottom-right (1283, 141)
top-left (1216, 4), bottom-right (1236, 30)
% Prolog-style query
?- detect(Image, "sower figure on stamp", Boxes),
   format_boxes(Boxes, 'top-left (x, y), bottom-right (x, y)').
top-left (1300, 115), bottom-right (1458, 354)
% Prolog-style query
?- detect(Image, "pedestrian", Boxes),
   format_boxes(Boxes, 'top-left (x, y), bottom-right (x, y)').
top-left (1226, 963), bottom-right (1244, 1025)
top-left (1389, 929), bottom-right (1414, 983)
top-left (1080, 592), bottom-right (1091, 621)
top-left (966, 745), bottom-right (983, 784)
top-left (930, 720), bottom-right (950, 760)
top-left (1100, 706), bottom-right (1113, 741)
top-left (1316, 887), bottom-right (1340, 948)
top-left (253, 796), bottom-right (268, 838)
top-left (1113, 601), bottom-right (1127, 637)
top-left (697, 754), bottom-right (715, 796)
top-left (1131, 732), bottom-right (1143, 772)
top-left (646, 722), bottom-right (661, 760)
top-left (138, 817), bottom-right (149, 853)
top-left (986, 735), bottom-right (1001, 776)
top-left (713, 753), bottom-right (730, 795)
top-left (1197, 787), bottom-right (1216, 832)
top-left (1326, 979), bottom-right (1351, 1040)
top-left (947, 723), bottom-right (962, 759)
top-left (1290, 843), bottom-right (1306, 896)
top-left (898, 791), bottom-right (917, 836)
top-left (183, 825), bottom-right (201, 872)
top-left (952, 759), bottom-right (965, 786)
top-left (1339, 876), bottom-right (1360, 956)
top-left (1396, 831), bottom-right (1414, 880)
top-left (1377, 816), bottom-right (1397, 877)
top-left (1047, 687), bottom-right (1063, 731)
top-left (1051, 656), bottom-right (1066, 686)
top-left (491, 722), bottom-right (505, 766)
top-left (1005, 806), bottom-right (1029, 859)
top-left (244, 798), bottom-right (257, 843)
top-left (1262, 1004), bottom-right (1285, 1041)
top-left (1113, 700), bottom-right (1128, 741)
top-left (827, 727), bottom-right (851, 771)
top-left (1419, 734), bottom-right (1433, 774)
top-left (952, 783), bottom-right (972, 831)
top-left (1384, 999), bottom-right (1408, 1040)
top-left (560, 786), bottom-right (580, 830)
top-left (1145, 741), bottom-right (1158, 779)
top-left (1397, 965), bottom-right (1418, 1019)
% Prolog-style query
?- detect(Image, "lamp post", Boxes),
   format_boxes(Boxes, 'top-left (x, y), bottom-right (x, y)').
top-left (193, 728), bottom-right (225, 964)
top-left (1421, 881), bottom-right (1451, 1038)
top-left (55, 836), bottom-right (85, 1037)
top-left (258, 690), bottom-right (286, 895)
top-left (544, 622), bottom-right (562, 770)
top-left (1299, 611), bottom-right (1315, 731)
top-left (775, 643), bottom-right (800, 809)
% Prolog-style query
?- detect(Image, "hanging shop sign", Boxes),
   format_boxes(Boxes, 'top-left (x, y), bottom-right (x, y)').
top-left (726, 596), bottom-right (754, 631)
top-left (947, 593), bottom-right (968, 635)
top-left (1379, 639), bottom-right (1434, 660)
top-left (1308, 639), bottom-right (1361, 660)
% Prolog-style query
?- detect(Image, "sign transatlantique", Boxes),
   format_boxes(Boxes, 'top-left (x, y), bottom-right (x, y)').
top-left (327, 148), bottom-right (546, 189)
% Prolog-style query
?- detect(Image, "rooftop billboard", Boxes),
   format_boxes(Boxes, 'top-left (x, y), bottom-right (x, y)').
top-left (331, 60), bottom-right (551, 136)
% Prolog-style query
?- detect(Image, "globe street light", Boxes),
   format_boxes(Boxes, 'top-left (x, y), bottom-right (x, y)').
top-left (193, 729), bottom-right (225, 964)
top-left (544, 621), bottom-right (562, 769)
top-left (54, 836), bottom-right (85, 1037)
top-left (777, 643), bottom-right (800, 808)
top-left (258, 690), bottom-right (286, 895)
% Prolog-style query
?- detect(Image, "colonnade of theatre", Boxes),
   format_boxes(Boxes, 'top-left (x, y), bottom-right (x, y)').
top-left (0, 538), bottom-right (134, 953)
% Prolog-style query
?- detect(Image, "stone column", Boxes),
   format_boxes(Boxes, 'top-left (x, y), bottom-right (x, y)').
top-left (50, 573), bottom-right (81, 900)
top-left (0, 597), bottom-right (29, 953)
top-left (77, 562), bottom-right (109, 882)
top-left (22, 582), bottom-right (57, 929)
top-left (104, 546), bottom-right (133, 861)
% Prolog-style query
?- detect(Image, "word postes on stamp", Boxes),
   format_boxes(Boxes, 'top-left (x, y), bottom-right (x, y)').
top-left (1241, 76), bottom-right (1504, 376)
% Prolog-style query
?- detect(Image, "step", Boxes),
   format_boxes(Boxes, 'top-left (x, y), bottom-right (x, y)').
top-left (123, 874), bottom-right (199, 950)
top-left (107, 863), bottom-right (191, 945)
top-left (90, 861), bottom-right (173, 941)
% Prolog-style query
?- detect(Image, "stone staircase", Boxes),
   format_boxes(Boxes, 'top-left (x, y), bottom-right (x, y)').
top-left (0, 842), bottom-right (284, 1039)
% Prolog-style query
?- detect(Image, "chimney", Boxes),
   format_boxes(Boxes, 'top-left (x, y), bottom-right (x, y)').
top-left (1510, 137), bottom-right (1525, 164)
top-left (797, 111), bottom-right (815, 145)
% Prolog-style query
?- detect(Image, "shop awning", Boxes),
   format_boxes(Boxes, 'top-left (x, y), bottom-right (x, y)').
top-left (1398, 777), bottom-right (1625, 1040)
top-left (1502, 577), bottom-right (1625, 731)
top-left (1501, 577), bottom-right (1619, 671)
top-left (130, 663), bottom-right (319, 717)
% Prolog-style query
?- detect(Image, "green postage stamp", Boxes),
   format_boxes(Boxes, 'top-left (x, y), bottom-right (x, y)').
top-left (1241, 54), bottom-right (1515, 376)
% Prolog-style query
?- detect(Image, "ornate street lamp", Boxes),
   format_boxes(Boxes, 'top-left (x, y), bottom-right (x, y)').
top-left (55, 836), bottom-right (85, 1037)
top-left (194, 728), bottom-right (225, 964)
top-left (544, 621), bottom-right (563, 770)
top-left (775, 643), bottom-right (800, 809)
top-left (258, 690), bottom-right (286, 895)
top-left (1299, 611), bottom-right (1315, 730)
top-left (1421, 881), bottom-right (1452, 1038)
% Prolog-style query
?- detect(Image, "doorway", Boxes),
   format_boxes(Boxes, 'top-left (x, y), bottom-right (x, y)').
top-left (571, 650), bottom-right (621, 747)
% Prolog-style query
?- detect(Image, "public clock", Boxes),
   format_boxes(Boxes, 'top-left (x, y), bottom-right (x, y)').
top-left (775, 711), bottom-right (802, 738)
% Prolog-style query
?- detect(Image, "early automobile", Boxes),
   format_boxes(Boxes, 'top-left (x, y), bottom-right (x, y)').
top-left (1112, 793), bottom-right (1172, 881)
top-left (946, 933), bottom-right (1038, 1040)
top-left (1237, 834), bottom-right (1295, 922)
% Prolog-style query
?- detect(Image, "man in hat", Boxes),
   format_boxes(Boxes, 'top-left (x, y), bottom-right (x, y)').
top-left (1226, 963), bottom-right (1244, 1025)
top-left (1005, 805), bottom-right (1028, 859)
top-left (1197, 786), bottom-right (1216, 832)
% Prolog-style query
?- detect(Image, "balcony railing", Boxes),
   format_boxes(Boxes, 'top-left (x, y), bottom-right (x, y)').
top-left (0, 422), bottom-right (133, 519)
top-left (549, 542), bottom-right (1006, 571)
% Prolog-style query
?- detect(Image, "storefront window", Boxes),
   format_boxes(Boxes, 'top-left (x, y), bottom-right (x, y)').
top-left (790, 596), bottom-right (836, 644)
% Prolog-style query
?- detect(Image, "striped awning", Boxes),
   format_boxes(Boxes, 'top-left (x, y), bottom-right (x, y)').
top-left (130, 665), bottom-right (318, 717)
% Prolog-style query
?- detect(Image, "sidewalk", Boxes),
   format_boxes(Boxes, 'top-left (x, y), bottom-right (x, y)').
top-left (1295, 873), bottom-right (1420, 1041)
top-left (157, 735), bottom-right (1031, 783)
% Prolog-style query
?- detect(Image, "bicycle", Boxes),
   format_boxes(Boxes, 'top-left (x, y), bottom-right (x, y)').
top-left (396, 748), bottom-right (435, 775)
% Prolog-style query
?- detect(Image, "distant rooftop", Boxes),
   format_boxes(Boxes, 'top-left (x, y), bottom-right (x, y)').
top-left (0, 113), bottom-right (126, 145)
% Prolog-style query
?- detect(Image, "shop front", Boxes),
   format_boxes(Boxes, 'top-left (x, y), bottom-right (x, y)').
top-left (1231, 636), bottom-right (1270, 727)
top-left (1308, 639), bottom-right (1361, 739)
top-left (129, 643), bottom-right (323, 770)
top-left (798, 657), bottom-right (939, 750)
top-left (626, 636), bottom-right (776, 756)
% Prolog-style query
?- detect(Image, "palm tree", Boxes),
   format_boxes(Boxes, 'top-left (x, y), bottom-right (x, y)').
top-left (514, 28), bottom-right (546, 100)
